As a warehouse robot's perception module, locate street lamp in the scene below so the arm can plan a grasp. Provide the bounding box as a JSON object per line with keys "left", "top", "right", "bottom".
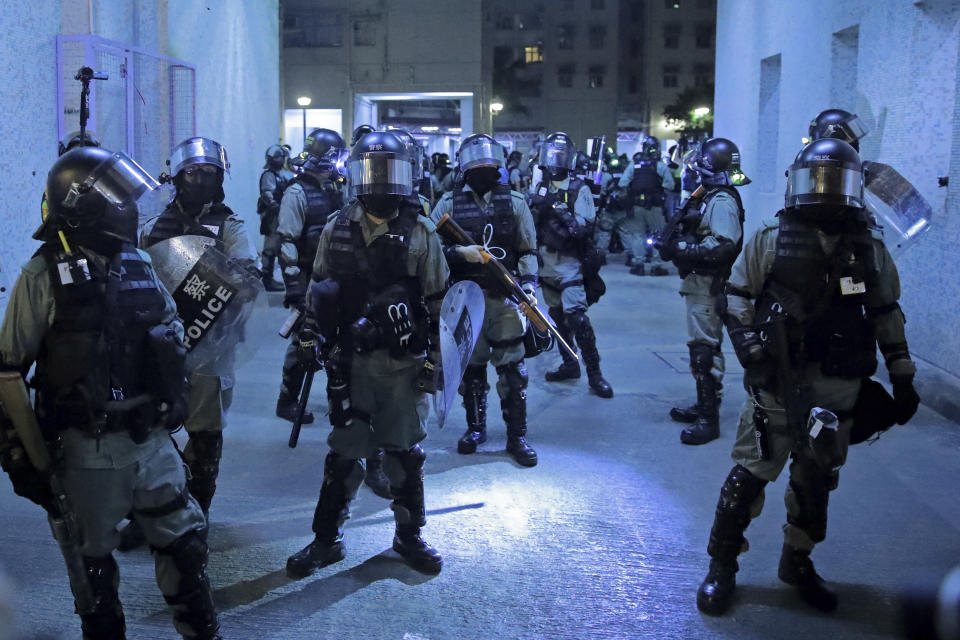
{"left": 693, "top": 106, "right": 710, "bottom": 117}
{"left": 490, "top": 100, "right": 504, "bottom": 115}
{"left": 297, "top": 96, "right": 312, "bottom": 140}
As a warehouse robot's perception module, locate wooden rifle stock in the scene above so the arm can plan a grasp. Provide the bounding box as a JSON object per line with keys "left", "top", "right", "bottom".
{"left": 435, "top": 213, "right": 579, "bottom": 361}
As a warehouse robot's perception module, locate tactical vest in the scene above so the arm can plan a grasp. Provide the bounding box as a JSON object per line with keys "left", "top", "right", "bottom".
{"left": 263, "top": 169, "right": 291, "bottom": 206}
{"left": 674, "top": 186, "right": 745, "bottom": 279}
{"left": 144, "top": 202, "right": 232, "bottom": 247}
{"left": 325, "top": 201, "right": 426, "bottom": 354}
{"left": 35, "top": 243, "right": 167, "bottom": 438}
{"left": 757, "top": 211, "right": 880, "bottom": 379}
{"left": 530, "top": 178, "right": 586, "bottom": 254}
{"left": 298, "top": 175, "right": 342, "bottom": 271}
{"left": 629, "top": 161, "right": 664, "bottom": 205}
{"left": 450, "top": 184, "right": 519, "bottom": 284}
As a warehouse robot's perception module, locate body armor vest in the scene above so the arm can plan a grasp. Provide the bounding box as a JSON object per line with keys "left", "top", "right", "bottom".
{"left": 325, "top": 201, "right": 426, "bottom": 355}
{"left": 298, "top": 175, "right": 342, "bottom": 271}
{"left": 530, "top": 178, "right": 586, "bottom": 254}
{"left": 145, "top": 202, "right": 232, "bottom": 247}
{"left": 758, "top": 210, "right": 880, "bottom": 379}
{"left": 450, "top": 184, "right": 518, "bottom": 284}
{"left": 261, "top": 169, "right": 291, "bottom": 209}
{"left": 674, "top": 186, "right": 745, "bottom": 279}
{"left": 629, "top": 161, "right": 663, "bottom": 205}
{"left": 35, "top": 243, "right": 167, "bottom": 437}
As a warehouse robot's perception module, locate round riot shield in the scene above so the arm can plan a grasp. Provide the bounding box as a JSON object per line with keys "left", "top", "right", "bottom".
{"left": 863, "top": 161, "right": 934, "bottom": 256}
{"left": 146, "top": 236, "right": 267, "bottom": 375}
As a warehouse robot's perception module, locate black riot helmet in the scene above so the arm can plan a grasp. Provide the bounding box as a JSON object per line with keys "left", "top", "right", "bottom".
{"left": 693, "top": 137, "right": 751, "bottom": 186}
{"left": 168, "top": 137, "right": 229, "bottom": 207}
{"left": 58, "top": 130, "right": 102, "bottom": 156}
{"left": 264, "top": 144, "right": 289, "bottom": 170}
{"left": 390, "top": 128, "right": 425, "bottom": 183}
{"left": 301, "top": 128, "right": 349, "bottom": 176}
{"left": 348, "top": 130, "right": 413, "bottom": 219}
{"left": 641, "top": 135, "right": 660, "bottom": 159}
{"left": 458, "top": 134, "right": 503, "bottom": 172}
{"left": 785, "top": 138, "right": 864, "bottom": 212}
{"left": 42, "top": 146, "right": 160, "bottom": 243}
{"left": 351, "top": 124, "right": 376, "bottom": 147}
{"left": 538, "top": 132, "right": 577, "bottom": 181}
{"left": 808, "top": 109, "right": 868, "bottom": 151}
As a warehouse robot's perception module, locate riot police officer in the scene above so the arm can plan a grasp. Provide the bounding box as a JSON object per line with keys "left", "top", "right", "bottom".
{"left": 617, "top": 136, "right": 674, "bottom": 275}
{"left": 258, "top": 144, "right": 294, "bottom": 292}
{"left": 661, "top": 138, "right": 748, "bottom": 445}
{"left": 507, "top": 149, "right": 526, "bottom": 192}
{"left": 138, "top": 137, "right": 256, "bottom": 523}
{"left": 351, "top": 124, "right": 376, "bottom": 148}
{"left": 430, "top": 153, "right": 455, "bottom": 206}
{"left": 285, "top": 131, "right": 449, "bottom": 577}
{"left": 531, "top": 132, "right": 613, "bottom": 399}
{"left": 391, "top": 129, "right": 432, "bottom": 216}
{"left": 695, "top": 139, "right": 920, "bottom": 616}
{"left": 431, "top": 134, "right": 540, "bottom": 465}
{"left": 274, "top": 129, "right": 348, "bottom": 424}
{"left": 0, "top": 147, "right": 221, "bottom": 638}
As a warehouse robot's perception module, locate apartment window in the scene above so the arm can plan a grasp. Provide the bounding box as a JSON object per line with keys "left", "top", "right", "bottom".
{"left": 695, "top": 23, "right": 714, "bottom": 49}
{"left": 353, "top": 19, "right": 378, "bottom": 46}
{"left": 588, "top": 65, "right": 606, "bottom": 88}
{"left": 628, "top": 75, "right": 638, "bottom": 94}
{"left": 558, "top": 24, "right": 575, "bottom": 50}
{"left": 664, "top": 23, "right": 681, "bottom": 48}
{"left": 591, "top": 0, "right": 605, "bottom": 9}
{"left": 693, "top": 62, "right": 712, "bottom": 87}
{"left": 495, "top": 13, "right": 514, "bottom": 30}
{"left": 283, "top": 13, "right": 343, "bottom": 47}
{"left": 524, "top": 44, "right": 544, "bottom": 63}
{"left": 663, "top": 64, "right": 680, "bottom": 88}
{"left": 589, "top": 25, "right": 606, "bottom": 49}
{"left": 518, "top": 13, "right": 543, "bottom": 30}
{"left": 558, "top": 64, "right": 575, "bottom": 88}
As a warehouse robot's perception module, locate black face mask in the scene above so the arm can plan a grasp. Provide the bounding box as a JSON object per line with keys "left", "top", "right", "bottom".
{"left": 359, "top": 194, "right": 401, "bottom": 218}
{"left": 178, "top": 172, "right": 222, "bottom": 208}
{"left": 465, "top": 167, "right": 500, "bottom": 196}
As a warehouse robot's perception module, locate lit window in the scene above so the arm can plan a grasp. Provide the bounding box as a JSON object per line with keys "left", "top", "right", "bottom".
{"left": 525, "top": 45, "right": 543, "bottom": 63}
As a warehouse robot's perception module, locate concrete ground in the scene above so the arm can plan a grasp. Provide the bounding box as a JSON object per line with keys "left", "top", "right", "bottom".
{"left": 2, "top": 258, "right": 959, "bottom": 640}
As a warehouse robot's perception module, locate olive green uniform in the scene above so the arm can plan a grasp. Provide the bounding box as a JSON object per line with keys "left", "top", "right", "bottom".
{"left": 616, "top": 159, "right": 675, "bottom": 265}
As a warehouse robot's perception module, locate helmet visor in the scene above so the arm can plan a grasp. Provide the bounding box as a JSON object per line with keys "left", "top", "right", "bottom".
{"left": 168, "top": 138, "right": 230, "bottom": 175}
{"left": 539, "top": 143, "right": 576, "bottom": 170}
{"left": 62, "top": 151, "right": 160, "bottom": 211}
{"left": 460, "top": 139, "right": 503, "bottom": 171}
{"left": 837, "top": 115, "right": 868, "bottom": 143}
{"left": 348, "top": 153, "right": 413, "bottom": 196}
{"left": 786, "top": 162, "right": 863, "bottom": 208}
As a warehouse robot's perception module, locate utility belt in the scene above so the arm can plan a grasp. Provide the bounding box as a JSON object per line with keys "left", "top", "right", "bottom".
{"left": 677, "top": 265, "right": 729, "bottom": 295}
{"left": 628, "top": 191, "right": 665, "bottom": 208}
{"left": 40, "top": 387, "right": 160, "bottom": 443}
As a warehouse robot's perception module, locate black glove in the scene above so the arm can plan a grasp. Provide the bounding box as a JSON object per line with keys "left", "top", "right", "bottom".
{"left": 297, "top": 326, "right": 322, "bottom": 370}
{"left": 891, "top": 374, "right": 920, "bottom": 425}
{"left": 0, "top": 441, "right": 53, "bottom": 511}
{"left": 283, "top": 274, "right": 307, "bottom": 308}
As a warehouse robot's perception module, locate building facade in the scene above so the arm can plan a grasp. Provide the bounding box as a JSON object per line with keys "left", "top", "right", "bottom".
{"left": 714, "top": 0, "right": 960, "bottom": 408}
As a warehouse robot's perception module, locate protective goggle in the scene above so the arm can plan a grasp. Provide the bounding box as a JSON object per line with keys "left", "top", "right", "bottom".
{"left": 168, "top": 137, "right": 230, "bottom": 176}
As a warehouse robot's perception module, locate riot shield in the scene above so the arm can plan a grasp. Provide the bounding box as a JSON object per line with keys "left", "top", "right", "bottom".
{"left": 863, "top": 161, "right": 934, "bottom": 256}
{"left": 433, "top": 280, "right": 485, "bottom": 429}
{"left": 146, "top": 235, "right": 267, "bottom": 375}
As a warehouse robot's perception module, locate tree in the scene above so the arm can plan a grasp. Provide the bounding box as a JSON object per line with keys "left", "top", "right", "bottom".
{"left": 662, "top": 84, "right": 714, "bottom": 135}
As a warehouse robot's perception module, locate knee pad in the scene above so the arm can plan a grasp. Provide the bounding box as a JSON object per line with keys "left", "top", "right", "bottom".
{"left": 461, "top": 364, "right": 488, "bottom": 396}
{"left": 564, "top": 310, "right": 589, "bottom": 334}
{"left": 496, "top": 361, "right": 529, "bottom": 392}
{"left": 324, "top": 450, "right": 365, "bottom": 495}
{"left": 187, "top": 431, "right": 223, "bottom": 463}
{"left": 83, "top": 554, "right": 121, "bottom": 605}
{"left": 382, "top": 445, "right": 426, "bottom": 489}
{"left": 718, "top": 464, "right": 768, "bottom": 513}
{"left": 688, "top": 342, "right": 716, "bottom": 377}
{"left": 159, "top": 529, "right": 209, "bottom": 578}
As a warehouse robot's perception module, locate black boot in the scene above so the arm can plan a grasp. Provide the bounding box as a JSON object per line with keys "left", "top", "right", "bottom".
{"left": 498, "top": 362, "right": 538, "bottom": 467}
{"left": 276, "top": 391, "right": 314, "bottom": 424}
{"left": 364, "top": 450, "right": 393, "bottom": 499}
{"left": 261, "top": 254, "right": 284, "bottom": 292}
{"left": 696, "top": 465, "right": 768, "bottom": 616}
{"left": 545, "top": 307, "right": 580, "bottom": 382}
{"left": 681, "top": 343, "right": 719, "bottom": 445}
{"left": 457, "top": 364, "right": 488, "bottom": 454}
{"left": 79, "top": 555, "right": 126, "bottom": 640}
{"left": 567, "top": 310, "right": 613, "bottom": 398}
{"left": 186, "top": 431, "right": 223, "bottom": 516}
{"left": 158, "top": 530, "right": 221, "bottom": 639}
{"left": 286, "top": 451, "right": 363, "bottom": 579}
{"left": 778, "top": 545, "right": 838, "bottom": 612}
{"left": 669, "top": 403, "right": 699, "bottom": 423}
{"left": 387, "top": 446, "right": 443, "bottom": 574}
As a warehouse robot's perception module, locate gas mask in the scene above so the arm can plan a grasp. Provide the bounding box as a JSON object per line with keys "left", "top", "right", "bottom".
{"left": 359, "top": 194, "right": 401, "bottom": 219}
{"left": 547, "top": 167, "right": 569, "bottom": 182}
{"left": 177, "top": 164, "right": 222, "bottom": 209}
{"left": 464, "top": 167, "right": 500, "bottom": 196}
